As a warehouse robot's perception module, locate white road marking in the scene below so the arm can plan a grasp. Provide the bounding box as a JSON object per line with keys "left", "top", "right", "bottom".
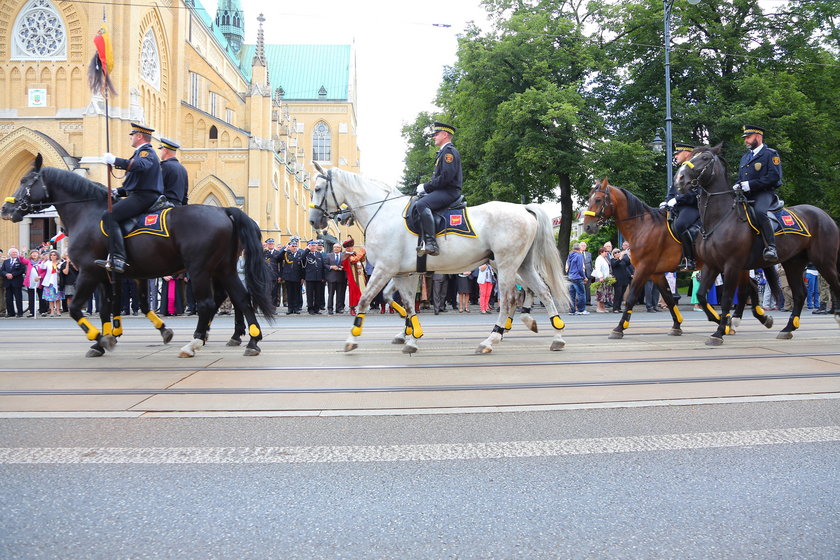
{"left": 0, "top": 427, "right": 837, "bottom": 464}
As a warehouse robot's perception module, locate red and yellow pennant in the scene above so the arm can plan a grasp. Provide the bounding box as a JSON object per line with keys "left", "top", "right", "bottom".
{"left": 87, "top": 23, "right": 117, "bottom": 96}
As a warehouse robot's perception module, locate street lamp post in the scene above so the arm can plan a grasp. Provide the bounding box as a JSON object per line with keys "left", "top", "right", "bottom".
{"left": 663, "top": 0, "right": 700, "bottom": 194}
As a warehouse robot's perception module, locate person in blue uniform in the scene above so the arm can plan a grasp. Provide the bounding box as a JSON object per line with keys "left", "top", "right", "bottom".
{"left": 96, "top": 123, "right": 164, "bottom": 273}
{"left": 415, "top": 121, "right": 462, "bottom": 256}
{"left": 279, "top": 238, "right": 304, "bottom": 314}
{"left": 663, "top": 143, "right": 700, "bottom": 270}
{"left": 158, "top": 137, "right": 189, "bottom": 206}
{"left": 302, "top": 239, "right": 327, "bottom": 314}
{"left": 735, "top": 125, "right": 782, "bottom": 262}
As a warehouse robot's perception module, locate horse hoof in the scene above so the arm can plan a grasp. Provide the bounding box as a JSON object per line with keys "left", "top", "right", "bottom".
{"left": 392, "top": 336, "right": 406, "bottom": 345}
{"left": 520, "top": 317, "right": 538, "bottom": 333}
{"left": 776, "top": 331, "right": 794, "bottom": 340}
{"left": 243, "top": 347, "right": 260, "bottom": 356}
{"left": 475, "top": 344, "right": 493, "bottom": 354}
{"left": 161, "top": 328, "right": 174, "bottom": 344}
{"left": 668, "top": 328, "right": 682, "bottom": 336}
{"left": 178, "top": 351, "right": 195, "bottom": 358}
{"left": 732, "top": 317, "right": 742, "bottom": 328}
{"left": 226, "top": 338, "right": 242, "bottom": 347}
{"left": 764, "top": 316, "right": 774, "bottom": 329}
{"left": 86, "top": 348, "right": 104, "bottom": 358}
{"left": 401, "top": 344, "right": 418, "bottom": 354}
{"left": 609, "top": 331, "right": 624, "bottom": 339}
{"left": 550, "top": 340, "right": 565, "bottom": 351}
{"left": 100, "top": 335, "right": 117, "bottom": 351}
{"left": 705, "top": 336, "right": 724, "bottom": 346}
{"left": 344, "top": 343, "right": 358, "bottom": 352}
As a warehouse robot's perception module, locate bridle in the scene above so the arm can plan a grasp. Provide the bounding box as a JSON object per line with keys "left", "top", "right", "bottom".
{"left": 583, "top": 183, "right": 613, "bottom": 228}
{"left": 310, "top": 168, "right": 408, "bottom": 234}
{"left": 679, "top": 151, "right": 742, "bottom": 239}
{"left": 3, "top": 170, "right": 52, "bottom": 215}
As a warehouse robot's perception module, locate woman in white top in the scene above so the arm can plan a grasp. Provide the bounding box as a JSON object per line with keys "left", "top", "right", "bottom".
{"left": 38, "top": 250, "right": 62, "bottom": 316}
{"left": 592, "top": 246, "right": 612, "bottom": 313}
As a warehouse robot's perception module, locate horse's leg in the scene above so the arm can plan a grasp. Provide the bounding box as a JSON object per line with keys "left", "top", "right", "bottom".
{"left": 97, "top": 281, "right": 118, "bottom": 353}
{"left": 812, "top": 248, "right": 840, "bottom": 327}
{"left": 737, "top": 275, "right": 774, "bottom": 332}
{"left": 68, "top": 274, "right": 108, "bottom": 357}
{"left": 177, "top": 274, "right": 215, "bottom": 358}
{"left": 706, "top": 267, "right": 739, "bottom": 346}
{"left": 518, "top": 287, "right": 538, "bottom": 334}
{"left": 477, "top": 267, "right": 517, "bottom": 354}
{"left": 391, "top": 276, "right": 423, "bottom": 355}
{"left": 517, "top": 267, "right": 566, "bottom": 351}
{"left": 610, "top": 276, "right": 645, "bottom": 339}
{"left": 345, "top": 269, "right": 394, "bottom": 352}
{"left": 654, "top": 274, "right": 683, "bottom": 336}
{"left": 777, "top": 259, "right": 808, "bottom": 339}
{"left": 137, "top": 279, "right": 174, "bottom": 344}
{"left": 221, "top": 276, "right": 262, "bottom": 356}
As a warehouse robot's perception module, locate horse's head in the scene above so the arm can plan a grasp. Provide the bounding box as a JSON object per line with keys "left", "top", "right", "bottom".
{"left": 674, "top": 144, "right": 725, "bottom": 195}
{"left": 1, "top": 154, "right": 49, "bottom": 223}
{"left": 308, "top": 161, "right": 346, "bottom": 230}
{"left": 581, "top": 177, "right": 614, "bottom": 234}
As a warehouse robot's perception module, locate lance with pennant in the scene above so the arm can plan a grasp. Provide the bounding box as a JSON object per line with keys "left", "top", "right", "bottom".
{"left": 87, "top": 12, "right": 117, "bottom": 213}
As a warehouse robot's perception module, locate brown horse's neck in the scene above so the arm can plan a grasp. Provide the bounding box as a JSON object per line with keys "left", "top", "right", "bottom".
{"left": 608, "top": 187, "right": 658, "bottom": 246}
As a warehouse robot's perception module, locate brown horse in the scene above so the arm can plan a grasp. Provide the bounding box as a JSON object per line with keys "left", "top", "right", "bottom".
{"left": 581, "top": 178, "right": 775, "bottom": 338}
{"left": 674, "top": 145, "right": 840, "bottom": 344}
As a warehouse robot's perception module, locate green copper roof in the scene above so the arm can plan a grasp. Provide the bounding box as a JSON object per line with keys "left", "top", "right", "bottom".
{"left": 241, "top": 44, "right": 351, "bottom": 100}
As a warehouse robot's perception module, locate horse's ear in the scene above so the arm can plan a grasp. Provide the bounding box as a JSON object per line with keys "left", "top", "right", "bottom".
{"left": 711, "top": 143, "right": 723, "bottom": 155}
{"left": 313, "top": 161, "right": 326, "bottom": 175}
{"left": 601, "top": 177, "right": 608, "bottom": 188}
{"left": 34, "top": 153, "right": 43, "bottom": 171}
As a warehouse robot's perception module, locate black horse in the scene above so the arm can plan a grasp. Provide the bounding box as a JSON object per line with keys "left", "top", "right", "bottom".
{"left": 1, "top": 154, "right": 275, "bottom": 356}
{"left": 674, "top": 145, "right": 840, "bottom": 345}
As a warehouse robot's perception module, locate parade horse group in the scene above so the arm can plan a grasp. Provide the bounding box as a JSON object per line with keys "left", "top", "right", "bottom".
{"left": 1, "top": 154, "right": 275, "bottom": 357}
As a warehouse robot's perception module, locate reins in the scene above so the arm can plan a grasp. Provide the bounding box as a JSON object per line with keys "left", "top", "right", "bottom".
{"left": 683, "top": 153, "right": 744, "bottom": 240}
{"left": 312, "top": 169, "right": 409, "bottom": 235}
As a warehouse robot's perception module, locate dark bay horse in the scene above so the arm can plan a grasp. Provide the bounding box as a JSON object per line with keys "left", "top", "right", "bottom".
{"left": 581, "top": 178, "right": 775, "bottom": 338}
{"left": 1, "top": 154, "right": 275, "bottom": 356}
{"left": 674, "top": 145, "right": 840, "bottom": 344}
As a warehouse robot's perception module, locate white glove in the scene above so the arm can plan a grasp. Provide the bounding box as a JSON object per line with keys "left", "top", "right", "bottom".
{"left": 733, "top": 181, "right": 750, "bottom": 192}
{"left": 667, "top": 198, "right": 677, "bottom": 207}
{"left": 103, "top": 153, "right": 116, "bottom": 165}
{"left": 658, "top": 201, "right": 667, "bottom": 209}
{"left": 111, "top": 188, "right": 119, "bottom": 198}
{"left": 416, "top": 184, "right": 426, "bottom": 195}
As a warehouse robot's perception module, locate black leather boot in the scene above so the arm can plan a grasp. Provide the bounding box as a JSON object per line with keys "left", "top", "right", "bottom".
{"left": 758, "top": 217, "right": 779, "bottom": 263}
{"left": 95, "top": 217, "right": 129, "bottom": 273}
{"left": 679, "top": 228, "right": 697, "bottom": 271}
{"left": 417, "top": 208, "right": 439, "bottom": 256}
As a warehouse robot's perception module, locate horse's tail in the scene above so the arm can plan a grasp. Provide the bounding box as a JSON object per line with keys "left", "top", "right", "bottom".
{"left": 524, "top": 204, "right": 571, "bottom": 313}
{"left": 762, "top": 266, "right": 783, "bottom": 307}
{"left": 225, "top": 207, "right": 276, "bottom": 323}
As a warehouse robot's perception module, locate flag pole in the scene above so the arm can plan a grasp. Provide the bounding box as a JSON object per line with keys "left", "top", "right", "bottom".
{"left": 104, "top": 87, "right": 112, "bottom": 214}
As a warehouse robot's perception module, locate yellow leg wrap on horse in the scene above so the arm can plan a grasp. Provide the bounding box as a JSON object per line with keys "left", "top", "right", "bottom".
{"left": 112, "top": 317, "right": 123, "bottom": 337}
{"left": 550, "top": 315, "right": 565, "bottom": 330}
{"left": 410, "top": 314, "right": 423, "bottom": 338}
{"left": 673, "top": 308, "right": 683, "bottom": 323}
{"left": 793, "top": 316, "right": 800, "bottom": 328}
{"left": 724, "top": 314, "right": 731, "bottom": 335}
{"left": 146, "top": 311, "right": 164, "bottom": 329}
{"left": 505, "top": 317, "right": 513, "bottom": 331}
{"left": 77, "top": 317, "right": 100, "bottom": 341}
{"left": 755, "top": 305, "right": 765, "bottom": 316}
{"left": 391, "top": 301, "right": 407, "bottom": 318}
{"left": 706, "top": 303, "right": 720, "bottom": 321}
{"left": 249, "top": 324, "right": 261, "bottom": 337}
{"left": 102, "top": 321, "right": 113, "bottom": 336}
{"left": 351, "top": 313, "right": 366, "bottom": 337}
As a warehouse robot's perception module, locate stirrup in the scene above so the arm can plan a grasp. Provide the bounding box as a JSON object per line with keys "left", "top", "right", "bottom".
{"left": 763, "top": 247, "right": 779, "bottom": 263}
{"left": 679, "top": 257, "right": 696, "bottom": 271}
{"left": 423, "top": 240, "right": 440, "bottom": 257}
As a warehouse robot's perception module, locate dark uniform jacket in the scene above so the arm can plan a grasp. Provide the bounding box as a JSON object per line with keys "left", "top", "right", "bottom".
{"left": 279, "top": 249, "right": 303, "bottom": 282}
{"left": 113, "top": 143, "right": 164, "bottom": 195}
{"left": 264, "top": 248, "right": 281, "bottom": 279}
{"left": 160, "top": 157, "right": 189, "bottom": 205}
{"left": 425, "top": 143, "right": 462, "bottom": 194}
{"left": 325, "top": 251, "right": 348, "bottom": 283}
{"left": 301, "top": 249, "right": 327, "bottom": 282}
{"left": 1, "top": 257, "right": 26, "bottom": 288}
{"left": 738, "top": 145, "right": 782, "bottom": 194}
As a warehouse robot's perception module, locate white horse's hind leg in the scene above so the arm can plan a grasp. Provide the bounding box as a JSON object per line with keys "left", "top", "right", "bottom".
{"left": 517, "top": 265, "right": 567, "bottom": 351}
{"left": 519, "top": 288, "right": 538, "bottom": 333}
{"left": 178, "top": 338, "right": 204, "bottom": 358}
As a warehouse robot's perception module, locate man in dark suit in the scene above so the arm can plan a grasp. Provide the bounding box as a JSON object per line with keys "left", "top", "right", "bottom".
{"left": 415, "top": 121, "right": 462, "bottom": 256}
{"left": 325, "top": 243, "right": 348, "bottom": 314}
{"left": 2, "top": 248, "right": 26, "bottom": 317}
{"left": 302, "top": 240, "right": 327, "bottom": 314}
{"left": 736, "top": 125, "right": 783, "bottom": 263}
{"left": 263, "top": 238, "right": 282, "bottom": 307}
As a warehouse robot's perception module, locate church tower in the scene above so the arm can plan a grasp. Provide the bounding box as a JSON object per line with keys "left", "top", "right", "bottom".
{"left": 215, "top": 0, "right": 245, "bottom": 54}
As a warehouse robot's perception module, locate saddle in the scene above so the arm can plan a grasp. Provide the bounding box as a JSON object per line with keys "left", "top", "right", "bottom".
{"left": 119, "top": 196, "right": 174, "bottom": 236}
{"left": 404, "top": 195, "right": 475, "bottom": 238}
{"left": 744, "top": 194, "right": 809, "bottom": 236}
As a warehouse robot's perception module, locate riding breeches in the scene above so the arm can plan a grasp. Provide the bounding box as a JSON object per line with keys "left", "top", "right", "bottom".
{"left": 103, "top": 191, "right": 160, "bottom": 226}
{"left": 414, "top": 189, "right": 460, "bottom": 214}
{"left": 749, "top": 190, "right": 776, "bottom": 229}
{"left": 673, "top": 204, "right": 700, "bottom": 237}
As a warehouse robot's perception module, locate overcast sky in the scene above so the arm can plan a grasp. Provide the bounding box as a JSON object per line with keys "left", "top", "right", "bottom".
{"left": 201, "top": 0, "right": 490, "bottom": 186}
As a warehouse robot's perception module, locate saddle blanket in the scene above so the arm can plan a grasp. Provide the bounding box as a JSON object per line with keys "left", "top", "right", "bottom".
{"left": 403, "top": 204, "right": 477, "bottom": 239}
{"left": 769, "top": 208, "right": 810, "bottom": 237}
{"left": 100, "top": 207, "right": 172, "bottom": 239}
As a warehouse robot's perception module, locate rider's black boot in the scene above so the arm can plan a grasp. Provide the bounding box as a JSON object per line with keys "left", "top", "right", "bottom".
{"left": 418, "top": 208, "right": 439, "bottom": 257}
{"left": 758, "top": 217, "right": 779, "bottom": 263}
{"left": 95, "top": 218, "right": 129, "bottom": 274}
{"left": 679, "top": 228, "right": 697, "bottom": 271}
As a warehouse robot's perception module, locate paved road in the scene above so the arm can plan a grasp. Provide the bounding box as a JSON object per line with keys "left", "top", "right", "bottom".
{"left": 0, "top": 309, "right": 838, "bottom": 558}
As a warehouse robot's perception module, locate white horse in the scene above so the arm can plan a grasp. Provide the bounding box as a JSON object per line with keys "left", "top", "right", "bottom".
{"left": 309, "top": 163, "right": 571, "bottom": 354}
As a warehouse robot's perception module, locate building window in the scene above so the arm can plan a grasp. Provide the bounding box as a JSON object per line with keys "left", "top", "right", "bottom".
{"left": 209, "top": 125, "right": 218, "bottom": 140}
{"left": 140, "top": 28, "right": 161, "bottom": 90}
{"left": 226, "top": 108, "right": 234, "bottom": 125}
{"left": 313, "top": 122, "right": 331, "bottom": 162}
{"left": 11, "top": 0, "right": 66, "bottom": 61}
{"left": 210, "top": 92, "right": 218, "bottom": 117}
{"left": 189, "top": 72, "right": 200, "bottom": 107}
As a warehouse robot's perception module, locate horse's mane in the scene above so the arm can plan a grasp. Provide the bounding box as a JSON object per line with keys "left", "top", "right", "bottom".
{"left": 334, "top": 168, "right": 399, "bottom": 197}
{"left": 42, "top": 167, "right": 108, "bottom": 203}
{"left": 616, "top": 186, "right": 663, "bottom": 223}
{"left": 692, "top": 145, "right": 730, "bottom": 175}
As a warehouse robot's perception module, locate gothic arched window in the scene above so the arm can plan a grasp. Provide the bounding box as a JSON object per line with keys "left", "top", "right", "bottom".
{"left": 140, "top": 28, "right": 161, "bottom": 90}
{"left": 11, "top": 0, "right": 67, "bottom": 61}
{"left": 312, "top": 122, "right": 331, "bottom": 162}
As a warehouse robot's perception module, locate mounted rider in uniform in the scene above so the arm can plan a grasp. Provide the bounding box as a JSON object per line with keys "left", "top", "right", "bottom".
{"left": 96, "top": 123, "right": 164, "bottom": 273}
{"left": 415, "top": 121, "right": 462, "bottom": 257}
{"left": 158, "top": 137, "right": 189, "bottom": 206}
{"left": 735, "top": 124, "right": 782, "bottom": 263}
{"left": 663, "top": 142, "right": 700, "bottom": 270}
